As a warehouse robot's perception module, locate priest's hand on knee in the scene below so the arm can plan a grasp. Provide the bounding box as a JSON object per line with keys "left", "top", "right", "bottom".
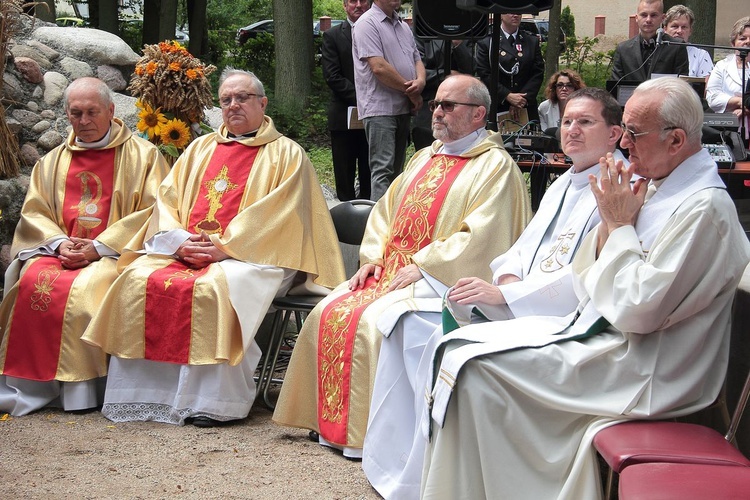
{"left": 449, "top": 277, "right": 507, "bottom": 305}
{"left": 349, "top": 263, "right": 383, "bottom": 291}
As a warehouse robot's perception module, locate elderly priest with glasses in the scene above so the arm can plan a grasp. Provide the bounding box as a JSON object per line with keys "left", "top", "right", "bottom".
{"left": 274, "top": 74, "right": 531, "bottom": 458}
{"left": 82, "top": 69, "right": 345, "bottom": 428}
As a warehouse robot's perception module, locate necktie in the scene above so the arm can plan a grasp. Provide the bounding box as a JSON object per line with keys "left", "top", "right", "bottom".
{"left": 508, "top": 34, "right": 515, "bottom": 46}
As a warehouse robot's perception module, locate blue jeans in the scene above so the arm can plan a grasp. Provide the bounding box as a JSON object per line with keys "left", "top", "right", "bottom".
{"left": 363, "top": 114, "right": 411, "bottom": 201}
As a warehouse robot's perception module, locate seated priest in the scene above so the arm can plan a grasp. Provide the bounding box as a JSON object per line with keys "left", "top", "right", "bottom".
{"left": 0, "top": 77, "right": 169, "bottom": 415}
{"left": 82, "top": 69, "right": 345, "bottom": 427}
{"left": 273, "top": 74, "right": 531, "bottom": 457}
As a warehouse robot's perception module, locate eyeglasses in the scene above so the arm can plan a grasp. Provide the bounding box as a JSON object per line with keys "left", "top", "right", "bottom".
{"left": 621, "top": 123, "right": 679, "bottom": 143}
{"left": 219, "top": 93, "right": 264, "bottom": 108}
{"left": 555, "top": 82, "right": 575, "bottom": 89}
{"left": 560, "top": 117, "right": 601, "bottom": 129}
{"left": 428, "top": 100, "right": 481, "bottom": 113}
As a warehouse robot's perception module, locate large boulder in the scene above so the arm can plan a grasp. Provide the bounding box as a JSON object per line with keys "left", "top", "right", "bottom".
{"left": 32, "top": 27, "right": 140, "bottom": 66}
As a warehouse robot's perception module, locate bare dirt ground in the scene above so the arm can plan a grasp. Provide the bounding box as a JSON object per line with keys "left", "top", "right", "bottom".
{"left": 0, "top": 394, "right": 380, "bottom": 499}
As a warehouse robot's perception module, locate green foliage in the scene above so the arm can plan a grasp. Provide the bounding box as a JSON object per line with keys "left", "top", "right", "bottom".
{"left": 119, "top": 18, "right": 143, "bottom": 53}
{"left": 560, "top": 37, "right": 613, "bottom": 90}
{"left": 307, "top": 145, "right": 335, "bottom": 188}
{"left": 266, "top": 41, "right": 329, "bottom": 147}
{"left": 223, "top": 33, "right": 277, "bottom": 89}
{"left": 313, "top": 0, "right": 346, "bottom": 20}
{"left": 206, "top": 0, "right": 272, "bottom": 30}
{"left": 560, "top": 6, "right": 575, "bottom": 40}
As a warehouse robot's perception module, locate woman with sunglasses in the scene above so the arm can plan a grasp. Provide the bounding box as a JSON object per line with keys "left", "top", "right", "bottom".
{"left": 538, "top": 70, "right": 585, "bottom": 131}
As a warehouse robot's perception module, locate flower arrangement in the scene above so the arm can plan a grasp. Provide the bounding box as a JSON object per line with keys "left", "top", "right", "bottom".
{"left": 130, "top": 40, "right": 216, "bottom": 161}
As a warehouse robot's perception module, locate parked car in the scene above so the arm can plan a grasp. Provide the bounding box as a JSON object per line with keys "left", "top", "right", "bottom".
{"left": 313, "top": 19, "right": 344, "bottom": 36}
{"left": 237, "top": 19, "right": 275, "bottom": 44}
{"left": 520, "top": 18, "right": 566, "bottom": 50}
{"left": 237, "top": 19, "right": 345, "bottom": 45}
{"left": 175, "top": 27, "right": 189, "bottom": 44}
{"left": 56, "top": 17, "right": 84, "bottom": 27}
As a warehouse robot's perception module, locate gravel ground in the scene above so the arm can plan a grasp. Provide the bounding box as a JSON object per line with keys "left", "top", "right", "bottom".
{"left": 0, "top": 394, "right": 380, "bottom": 499}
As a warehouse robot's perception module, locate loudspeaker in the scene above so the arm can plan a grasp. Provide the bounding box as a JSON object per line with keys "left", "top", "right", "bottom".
{"left": 456, "top": 0, "right": 554, "bottom": 14}
{"left": 413, "top": 0, "right": 488, "bottom": 39}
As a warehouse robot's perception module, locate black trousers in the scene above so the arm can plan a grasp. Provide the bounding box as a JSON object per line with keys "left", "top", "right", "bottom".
{"left": 331, "top": 129, "right": 370, "bottom": 201}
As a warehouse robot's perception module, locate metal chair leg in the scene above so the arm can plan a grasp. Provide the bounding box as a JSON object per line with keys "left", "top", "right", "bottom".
{"left": 256, "top": 309, "right": 284, "bottom": 406}
{"left": 604, "top": 466, "right": 614, "bottom": 500}
{"left": 262, "top": 309, "right": 294, "bottom": 409}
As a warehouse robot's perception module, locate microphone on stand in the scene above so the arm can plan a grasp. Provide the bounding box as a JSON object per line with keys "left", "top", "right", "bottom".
{"left": 655, "top": 27, "right": 665, "bottom": 46}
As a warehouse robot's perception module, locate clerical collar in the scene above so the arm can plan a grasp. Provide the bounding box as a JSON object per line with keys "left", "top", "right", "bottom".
{"left": 75, "top": 128, "right": 112, "bottom": 149}
{"left": 438, "top": 128, "right": 489, "bottom": 155}
{"left": 227, "top": 130, "right": 257, "bottom": 141}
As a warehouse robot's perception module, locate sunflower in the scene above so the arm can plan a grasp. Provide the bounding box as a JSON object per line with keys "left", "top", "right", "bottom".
{"left": 136, "top": 101, "right": 168, "bottom": 140}
{"left": 160, "top": 118, "right": 191, "bottom": 150}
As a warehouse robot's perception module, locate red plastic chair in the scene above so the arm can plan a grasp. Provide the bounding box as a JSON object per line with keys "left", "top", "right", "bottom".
{"left": 593, "top": 365, "right": 750, "bottom": 499}
{"left": 619, "top": 462, "right": 750, "bottom": 500}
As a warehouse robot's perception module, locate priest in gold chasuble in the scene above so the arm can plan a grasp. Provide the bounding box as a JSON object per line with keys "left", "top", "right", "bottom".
{"left": 0, "top": 77, "right": 169, "bottom": 416}
{"left": 273, "top": 75, "right": 532, "bottom": 454}
{"left": 82, "top": 70, "right": 345, "bottom": 427}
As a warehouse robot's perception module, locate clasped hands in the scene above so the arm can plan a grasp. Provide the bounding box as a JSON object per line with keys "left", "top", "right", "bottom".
{"left": 57, "top": 237, "right": 100, "bottom": 269}
{"left": 589, "top": 153, "right": 649, "bottom": 251}
{"left": 176, "top": 232, "right": 229, "bottom": 269}
{"left": 404, "top": 78, "right": 425, "bottom": 113}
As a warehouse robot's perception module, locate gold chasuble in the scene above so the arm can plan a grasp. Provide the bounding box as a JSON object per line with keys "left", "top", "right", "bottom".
{"left": 142, "top": 144, "right": 256, "bottom": 364}
{"left": 82, "top": 118, "right": 345, "bottom": 366}
{"left": 318, "top": 155, "right": 467, "bottom": 443}
{"left": 0, "top": 120, "right": 169, "bottom": 382}
{"left": 274, "top": 132, "right": 532, "bottom": 448}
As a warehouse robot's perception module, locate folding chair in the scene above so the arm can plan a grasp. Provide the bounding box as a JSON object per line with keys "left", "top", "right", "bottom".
{"left": 619, "top": 462, "right": 750, "bottom": 500}
{"left": 255, "top": 199, "right": 375, "bottom": 409}
{"left": 593, "top": 354, "right": 750, "bottom": 499}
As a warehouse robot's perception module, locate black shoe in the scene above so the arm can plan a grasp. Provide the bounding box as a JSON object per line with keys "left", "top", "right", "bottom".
{"left": 308, "top": 430, "right": 319, "bottom": 442}
{"left": 191, "top": 416, "right": 221, "bottom": 428}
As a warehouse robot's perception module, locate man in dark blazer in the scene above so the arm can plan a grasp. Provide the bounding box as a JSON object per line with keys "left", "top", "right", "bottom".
{"left": 610, "top": 0, "right": 688, "bottom": 82}
{"left": 321, "top": 0, "right": 371, "bottom": 201}
{"left": 476, "top": 13, "right": 545, "bottom": 122}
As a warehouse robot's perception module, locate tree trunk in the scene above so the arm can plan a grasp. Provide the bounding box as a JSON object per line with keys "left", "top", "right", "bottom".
{"left": 187, "top": 0, "right": 208, "bottom": 57}
{"left": 98, "top": 0, "right": 119, "bottom": 35}
{"left": 273, "top": 0, "right": 313, "bottom": 115}
{"left": 88, "top": 0, "right": 99, "bottom": 28}
{"left": 143, "top": 0, "right": 160, "bottom": 45}
{"left": 545, "top": 0, "right": 562, "bottom": 77}
{"left": 158, "top": 0, "right": 178, "bottom": 43}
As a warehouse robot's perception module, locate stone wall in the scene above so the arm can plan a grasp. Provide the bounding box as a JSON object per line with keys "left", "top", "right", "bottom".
{"left": 0, "top": 15, "right": 223, "bottom": 273}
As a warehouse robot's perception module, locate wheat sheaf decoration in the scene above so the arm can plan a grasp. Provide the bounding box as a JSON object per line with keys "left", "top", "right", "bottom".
{"left": 129, "top": 40, "right": 216, "bottom": 161}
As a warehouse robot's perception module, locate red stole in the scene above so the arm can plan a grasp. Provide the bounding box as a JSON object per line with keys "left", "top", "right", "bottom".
{"left": 143, "top": 143, "right": 258, "bottom": 364}
{"left": 63, "top": 149, "right": 116, "bottom": 238}
{"left": 3, "top": 149, "right": 116, "bottom": 381}
{"left": 316, "top": 155, "right": 469, "bottom": 444}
